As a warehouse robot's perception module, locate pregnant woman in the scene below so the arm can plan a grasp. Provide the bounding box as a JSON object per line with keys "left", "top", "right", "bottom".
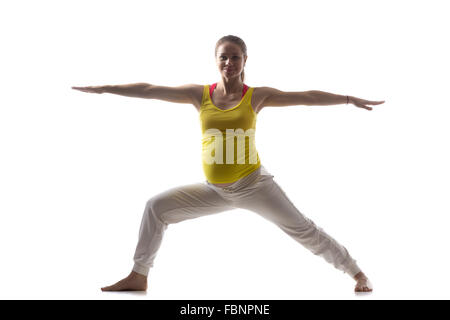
{"left": 73, "top": 35, "right": 383, "bottom": 293}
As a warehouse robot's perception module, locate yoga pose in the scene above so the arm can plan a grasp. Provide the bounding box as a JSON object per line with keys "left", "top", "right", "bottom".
{"left": 73, "top": 35, "right": 383, "bottom": 293}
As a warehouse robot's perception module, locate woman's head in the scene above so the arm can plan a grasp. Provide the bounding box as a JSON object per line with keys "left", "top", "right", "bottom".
{"left": 215, "top": 35, "right": 247, "bottom": 82}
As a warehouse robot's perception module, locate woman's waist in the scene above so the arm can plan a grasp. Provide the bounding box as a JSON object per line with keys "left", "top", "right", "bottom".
{"left": 205, "top": 159, "right": 267, "bottom": 185}
{"left": 206, "top": 165, "right": 262, "bottom": 189}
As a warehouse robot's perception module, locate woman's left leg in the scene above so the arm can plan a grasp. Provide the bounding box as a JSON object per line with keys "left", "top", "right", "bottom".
{"left": 234, "top": 175, "right": 362, "bottom": 278}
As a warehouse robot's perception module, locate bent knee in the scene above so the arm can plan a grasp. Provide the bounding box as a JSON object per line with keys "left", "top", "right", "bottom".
{"left": 145, "top": 197, "right": 169, "bottom": 226}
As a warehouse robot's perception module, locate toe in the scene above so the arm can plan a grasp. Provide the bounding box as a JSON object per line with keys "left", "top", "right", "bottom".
{"left": 101, "top": 285, "right": 115, "bottom": 292}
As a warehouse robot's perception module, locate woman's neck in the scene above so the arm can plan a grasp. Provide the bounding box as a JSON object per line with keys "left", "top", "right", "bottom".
{"left": 216, "top": 78, "right": 244, "bottom": 95}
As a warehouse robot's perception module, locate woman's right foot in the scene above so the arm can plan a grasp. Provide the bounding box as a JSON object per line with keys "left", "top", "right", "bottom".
{"left": 101, "top": 271, "right": 148, "bottom": 291}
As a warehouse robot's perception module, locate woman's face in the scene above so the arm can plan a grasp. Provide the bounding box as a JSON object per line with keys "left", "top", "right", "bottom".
{"left": 216, "top": 42, "right": 247, "bottom": 80}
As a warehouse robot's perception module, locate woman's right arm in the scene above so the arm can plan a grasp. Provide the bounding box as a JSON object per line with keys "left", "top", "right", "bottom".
{"left": 72, "top": 83, "right": 203, "bottom": 107}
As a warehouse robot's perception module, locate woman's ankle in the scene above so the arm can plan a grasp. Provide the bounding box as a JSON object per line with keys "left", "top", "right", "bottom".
{"left": 353, "top": 271, "right": 368, "bottom": 280}
{"left": 130, "top": 271, "right": 148, "bottom": 279}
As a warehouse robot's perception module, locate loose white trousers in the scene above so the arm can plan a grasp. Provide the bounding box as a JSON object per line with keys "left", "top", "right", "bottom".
{"left": 132, "top": 166, "right": 361, "bottom": 278}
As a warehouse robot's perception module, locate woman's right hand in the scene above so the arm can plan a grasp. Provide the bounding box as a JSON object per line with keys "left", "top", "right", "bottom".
{"left": 72, "top": 86, "right": 107, "bottom": 94}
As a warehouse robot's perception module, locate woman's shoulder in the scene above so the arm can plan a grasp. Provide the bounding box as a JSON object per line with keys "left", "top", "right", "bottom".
{"left": 190, "top": 84, "right": 207, "bottom": 111}
{"left": 251, "top": 86, "right": 282, "bottom": 102}
{"left": 250, "top": 86, "right": 279, "bottom": 114}
{"left": 252, "top": 86, "right": 278, "bottom": 93}
{"left": 250, "top": 85, "right": 271, "bottom": 98}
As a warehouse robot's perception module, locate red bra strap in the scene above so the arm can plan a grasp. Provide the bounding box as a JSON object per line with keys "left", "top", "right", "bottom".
{"left": 209, "top": 83, "right": 217, "bottom": 98}
{"left": 242, "top": 84, "right": 249, "bottom": 97}
{"left": 210, "top": 83, "right": 249, "bottom": 98}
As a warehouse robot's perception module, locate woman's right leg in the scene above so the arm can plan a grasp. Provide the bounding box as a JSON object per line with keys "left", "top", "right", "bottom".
{"left": 102, "top": 182, "right": 234, "bottom": 291}
{"left": 132, "top": 182, "right": 235, "bottom": 276}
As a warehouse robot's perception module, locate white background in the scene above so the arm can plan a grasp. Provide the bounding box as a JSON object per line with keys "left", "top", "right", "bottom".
{"left": 1, "top": 0, "right": 449, "bottom": 300}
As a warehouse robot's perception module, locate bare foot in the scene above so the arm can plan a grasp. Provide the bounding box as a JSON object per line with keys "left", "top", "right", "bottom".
{"left": 353, "top": 272, "right": 373, "bottom": 293}
{"left": 101, "top": 271, "right": 148, "bottom": 292}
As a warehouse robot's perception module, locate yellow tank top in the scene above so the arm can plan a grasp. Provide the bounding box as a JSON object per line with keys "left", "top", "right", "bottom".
{"left": 199, "top": 84, "right": 261, "bottom": 183}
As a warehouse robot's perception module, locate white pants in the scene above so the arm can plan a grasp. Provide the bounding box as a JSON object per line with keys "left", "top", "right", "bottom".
{"left": 132, "top": 166, "right": 361, "bottom": 278}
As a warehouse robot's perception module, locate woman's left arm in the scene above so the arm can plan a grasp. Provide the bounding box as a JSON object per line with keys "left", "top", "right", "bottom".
{"left": 258, "top": 87, "right": 385, "bottom": 111}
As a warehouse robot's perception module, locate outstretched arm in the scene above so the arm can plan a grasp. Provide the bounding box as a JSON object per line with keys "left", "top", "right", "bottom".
{"left": 72, "top": 83, "right": 202, "bottom": 107}
{"left": 72, "top": 83, "right": 151, "bottom": 98}
{"left": 257, "top": 87, "right": 385, "bottom": 111}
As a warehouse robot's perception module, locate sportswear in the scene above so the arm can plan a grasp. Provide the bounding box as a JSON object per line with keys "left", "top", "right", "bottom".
{"left": 198, "top": 83, "right": 261, "bottom": 183}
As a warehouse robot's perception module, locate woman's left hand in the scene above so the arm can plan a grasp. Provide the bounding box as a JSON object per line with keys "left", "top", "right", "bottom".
{"left": 349, "top": 96, "right": 385, "bottom": 111}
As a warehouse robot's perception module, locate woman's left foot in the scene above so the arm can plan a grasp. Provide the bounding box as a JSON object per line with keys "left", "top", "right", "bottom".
{"left": 353, "top": 272, "right": 373, "bottom": 292}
